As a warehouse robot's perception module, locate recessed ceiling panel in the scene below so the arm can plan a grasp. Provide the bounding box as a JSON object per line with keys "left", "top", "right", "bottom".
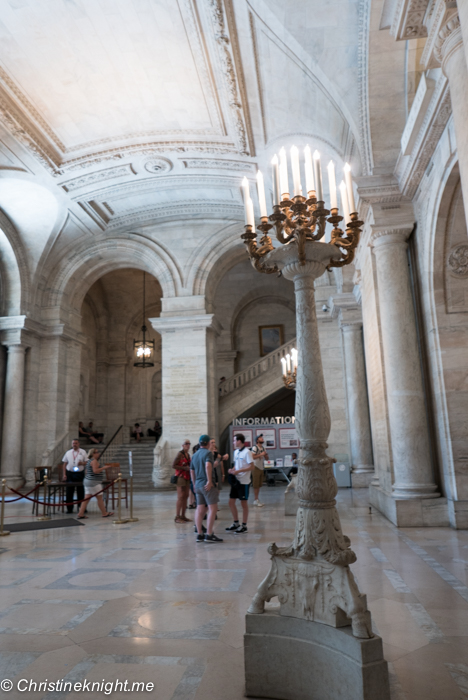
{"left": 0, "top": 0, "right": 219, "bottom": 150}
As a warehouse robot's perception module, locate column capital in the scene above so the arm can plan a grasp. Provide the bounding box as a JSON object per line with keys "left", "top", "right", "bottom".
{"left": 150, "top": 313, "right": 222, "bottom": 336}
{"left": 370, "top": 226, "right": 414, "bottom": 250}
{"left": 435, "top": 12, "right": 463, "bottom": 71}
{"left": 341, "top": 319, "right": 363, "bottom": 333}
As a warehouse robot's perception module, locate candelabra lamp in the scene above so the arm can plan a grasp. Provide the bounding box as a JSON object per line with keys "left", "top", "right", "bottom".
{"left": 281, "top": 348, "right": 297, "bottom": 389}
{"left": 243, "top": 148, "right": 390, "bottom": 700}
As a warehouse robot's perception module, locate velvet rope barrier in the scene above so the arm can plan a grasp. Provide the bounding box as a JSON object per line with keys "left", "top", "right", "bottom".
{"left": 1, "top": 482, "right": 42, "bottom": 504}
{"left": 6, "top": 479, "right": 117, "bottom": 507}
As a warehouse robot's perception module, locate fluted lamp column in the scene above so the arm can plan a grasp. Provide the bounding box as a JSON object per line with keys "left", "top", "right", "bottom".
{"left": 242, "top": 151, "right": 389, "bottom": 700}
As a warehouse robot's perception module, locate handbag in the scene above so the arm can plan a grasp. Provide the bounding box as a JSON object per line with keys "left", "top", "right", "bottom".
{"left": 170, "top": 474, "right": 178, "bottom": 485}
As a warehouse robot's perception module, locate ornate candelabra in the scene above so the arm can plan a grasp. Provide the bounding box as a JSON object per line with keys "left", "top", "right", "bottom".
{"left": 242, "top": 147, "right": 372, "bottom": 639}
{"left": 281, "top": 348, "right": 297, "bottom": 389}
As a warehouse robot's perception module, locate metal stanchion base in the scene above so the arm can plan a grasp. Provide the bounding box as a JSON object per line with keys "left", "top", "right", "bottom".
{"left": 113, "top": 519, "right": 129, "bottom": 524}
{"left": 127, "top": 517, "right": 139, "bottom": 522}
{"left": 0, "top": 530, "right": 10, "bottom": 536}
{"left": 37, "top": 516, "right": 51, "bottom": 521}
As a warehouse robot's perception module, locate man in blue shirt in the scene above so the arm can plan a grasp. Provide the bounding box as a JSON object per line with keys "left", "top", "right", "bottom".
{"left": 190, "top": 434, "right": 223, "bottom": 543}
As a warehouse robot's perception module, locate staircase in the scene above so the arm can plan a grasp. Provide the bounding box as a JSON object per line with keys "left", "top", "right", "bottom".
{"left": 110, "top": 438, "right": 155, "bottom": 490}
{"left": 219, "top": 338, "right": 297, "bottom": 432}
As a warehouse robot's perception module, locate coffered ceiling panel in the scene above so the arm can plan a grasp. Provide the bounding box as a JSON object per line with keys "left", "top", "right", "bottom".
{"left": 0, "top": 0, "right": 223, "bottom": 152}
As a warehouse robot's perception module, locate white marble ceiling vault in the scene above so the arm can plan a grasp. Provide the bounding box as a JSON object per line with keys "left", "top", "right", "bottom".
{"left": 0, "top": 0, "right": 392, "bottom": 317}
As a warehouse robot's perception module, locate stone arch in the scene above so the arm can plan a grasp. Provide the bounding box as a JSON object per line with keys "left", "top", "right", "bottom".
{"left": 0, "top": 209, "right": 29, "bottom": 315}
{"left": 426, "top": 160, "right": 467, "bottom": 505}
{"left": 41, "top": 235, "right": 180, "bottom": 321}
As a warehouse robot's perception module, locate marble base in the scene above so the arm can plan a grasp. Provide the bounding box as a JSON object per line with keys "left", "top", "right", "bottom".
{"left": 351, "top": 470, "right": 374, "bottom": 488}
{"left": 369, "top": 485, "right": 449, "bottom": 527}
{"left": 245, "top": 611, "right": 390, "bottom": 700}
{"left": 447, "top": 499, "right": 468, "bottom": 529}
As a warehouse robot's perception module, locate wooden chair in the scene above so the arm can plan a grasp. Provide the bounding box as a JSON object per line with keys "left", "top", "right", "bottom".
{"left": 103, "top": 463, "right": 128, "bottom": 509}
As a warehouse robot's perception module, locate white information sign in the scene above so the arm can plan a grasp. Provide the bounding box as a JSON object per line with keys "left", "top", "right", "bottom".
{"left": 279, "top": 427, "right": 299, "bottom": 449}
{"left": 128, "top": 451, "right": 133, "bottom": 477}
{"left": 255, "top": 428, "right": 276, "bottom": 449}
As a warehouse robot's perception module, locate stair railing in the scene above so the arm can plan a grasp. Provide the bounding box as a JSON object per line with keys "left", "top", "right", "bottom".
{"left": 100, "top": 425, "right": 124, "bottom": 464}
{"left": 219, "top": 337, "right": 297, "bottom": 398}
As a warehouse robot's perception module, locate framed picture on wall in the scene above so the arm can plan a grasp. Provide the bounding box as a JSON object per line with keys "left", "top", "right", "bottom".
{"left": 259, "top": 325, "right": 284, "bottom": 356}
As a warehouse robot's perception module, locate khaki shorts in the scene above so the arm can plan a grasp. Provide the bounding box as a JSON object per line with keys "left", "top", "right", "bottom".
{"left": 177, "top": 477, "right": 190, "bottom": 488}
{"left": 252, "top": 467, "right": 264, "bottom": 489}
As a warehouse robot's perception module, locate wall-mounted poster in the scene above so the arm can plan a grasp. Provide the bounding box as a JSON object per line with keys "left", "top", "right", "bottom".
{"left": 259, "top": 325, "right": 284, "bottom": 356}
{"left": 255, "top": 428, "right": 276, "bottom": 449}
{"left": 279, "top": 427, "right": 299, "bottom": 449}
{"left": 233, "top": 429, "right": 253, "bottom": 449}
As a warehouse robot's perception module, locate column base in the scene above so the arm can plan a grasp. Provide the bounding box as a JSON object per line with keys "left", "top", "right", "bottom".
{"left": 448, "top": 499, "right": 468, "bottom": 529}
{"left": 245, "top": 611, "right": 390, "bottom": 700}
{"left": 351, "top": 469, "right": 374, "bottom": 488}
{"left": 369, "top": 485, "right": 449, "bottom": 527}
{"left": 1, "top": 474, "right": 25, "bottom": 491}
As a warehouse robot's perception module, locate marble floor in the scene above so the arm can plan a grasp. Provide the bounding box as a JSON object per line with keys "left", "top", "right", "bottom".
{"left": 0, "top": 486, "right": 468, "bottom": 699}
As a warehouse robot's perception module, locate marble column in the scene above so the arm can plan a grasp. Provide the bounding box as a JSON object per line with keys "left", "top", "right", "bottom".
{"left": 150, "top": 312, "right": 220, "bottom": 488}
{"left": 436, "top": 12, "right": 468, "bottom": 228}
{"left": 372, "top": 228, "right": 439, "bottom": 501}
{"left": 0, "top": 344, "right": 26, "bottom": 488}
{"left": 341, "top": 320, "right": 374, "bottom": 487}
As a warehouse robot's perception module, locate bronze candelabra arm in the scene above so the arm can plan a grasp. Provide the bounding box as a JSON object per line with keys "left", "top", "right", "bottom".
{"left": 241, "top": 223, "right": 279, "bottom": 275}
{"left": 327, "top": 210, "right": 363, "bottom": 269}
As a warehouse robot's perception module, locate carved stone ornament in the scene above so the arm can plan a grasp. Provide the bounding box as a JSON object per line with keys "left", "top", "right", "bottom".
{"left": 246, "top": 243, "right": 373, "bottom": 639}
{"left": 448, "top": 244, "right": 468, "bottom": 277}
{"left": 144, "top": 158, "right": 173, "bottom": 174}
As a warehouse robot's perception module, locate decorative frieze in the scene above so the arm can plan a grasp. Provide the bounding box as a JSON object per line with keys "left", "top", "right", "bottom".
{"left": 61, "top": 164, "right": 136, "bottom": 192}
{"left": 390, "top": 0, "right": 430, "bottom": 40}
{"left": 182, "top": 158, "right": 254, "bottom": 171}
{"left": 144, "top": 158, "right": 173, "bottom": 174}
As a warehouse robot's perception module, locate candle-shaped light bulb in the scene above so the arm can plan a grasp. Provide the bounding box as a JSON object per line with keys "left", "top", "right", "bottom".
{"left": 313, "top": 150, "right": 323, "bottom": 201}
{"left": 246, "top": 197, "right": 255, "bottom": 228}
{"left": 290, "top": 145, "right": 302, "bottom": 197}
{"left": 279, "top": 147, "right": 289, "bottom": 199}
{"left": 344, "top": 163, "right": 356, "bottom": 213}
{"left": 271, "top": 155, "right": 281, "bottom": 205}
{"left": 291, "top": 348, "right": 298, "bottom": 370}
{"left": 286, "top": 353, "right": 291, "bottom": 373}
{"left": 327, "top": 160, "right": 337, "bottom": 210}
{"left": 281, "top": 357, "right": 287, "bottom": 377}
{"left": 304, "top": 145, "right": 315, "bottom": 197}
{"left": 242, "top": 177, "right": 251, "bottom": 225}
{"left": 256, "top": 170, "right": 268, "bottom": 217}
{"left": 339, "top": 180, "right": 350, "bottom": 225}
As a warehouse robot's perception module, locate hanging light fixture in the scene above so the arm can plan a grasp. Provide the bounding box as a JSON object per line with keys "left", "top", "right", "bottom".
{"left": 133, "top": 271, "right": 154, "bottom": 368}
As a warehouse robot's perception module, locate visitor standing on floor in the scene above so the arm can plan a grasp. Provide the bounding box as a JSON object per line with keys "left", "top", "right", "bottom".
{"left": 251, "top": 434, "right": 268, "bottom": 507}
{"left": 190, "top": 434, "right": 223, "bottom": 543}
{"left": 209, "top": 437, "right": 228, "bottom": 492}
{"left": 173, "top": 439, "right": 192, "bottom": 523}
{"left": 62, "top": 439, "right": 88, "bottom": 514}
{"left": 77, "top": 448, "right": 113, "bottom": 519}
{"left": 226, "top": 433, "right": 254, "bottom": 534}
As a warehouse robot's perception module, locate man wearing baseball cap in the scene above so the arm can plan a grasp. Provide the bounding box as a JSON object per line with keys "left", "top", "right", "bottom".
{"left": 190, "top": 434, "right": 223, "bottom": 543}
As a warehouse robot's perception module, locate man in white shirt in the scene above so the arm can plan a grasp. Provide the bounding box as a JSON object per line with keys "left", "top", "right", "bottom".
{"left": 226, "top": 433, "right": 254, "bottom": 534}
{"left": 62, "top": 439, "right": 88, "bottom": 514}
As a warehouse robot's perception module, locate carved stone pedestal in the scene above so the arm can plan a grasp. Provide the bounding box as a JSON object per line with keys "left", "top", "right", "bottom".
{"left": 245, "top": 611, "right": 390, "bottom": 700}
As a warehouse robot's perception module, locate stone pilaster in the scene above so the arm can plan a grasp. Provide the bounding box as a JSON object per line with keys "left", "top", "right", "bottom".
{"left": 150, "top": 310, "right": 221, "bottom": 488}
{"left": 340, "top": 318, "right": 374, "bottom": 487}
{"left": 0, "top": 344, "right": 27, "bottom": 488}
{"left": 370, "top": 226, "right": 445, "bottom": 525}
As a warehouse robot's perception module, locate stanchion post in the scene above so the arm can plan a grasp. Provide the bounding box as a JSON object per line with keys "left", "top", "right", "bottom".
{"left": 113, "top": 473, "right": 128, "bottom": 524}
{"left": 0, "top": 479, "right": 10, "bottom": 536}
{"left": 127, "top": 451, "right": 138, "bottom": 523}
{"left": 37, "top": 474, "right": 51, "bottom": 521}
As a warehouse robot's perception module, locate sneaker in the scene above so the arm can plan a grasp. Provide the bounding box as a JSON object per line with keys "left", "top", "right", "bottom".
{"left": 196, "top": 534, "right": 205, "bottom": 542}
{"left": 235, "top": 525, "right": 248, "bottom": 534}
{"left": 225, "top": 522, "right": 240, "bottom": 531}
{"left": 256, "top": 501, "right": 264, "bottom": 507}
{"left": 194, "top": 524, "right": 207, "bottom": 533}
{"left": 205, "top": 534, "right": 223, "bottom": 543}
{"left": 253, "top": 499, "right": 258, "bottom": 506}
